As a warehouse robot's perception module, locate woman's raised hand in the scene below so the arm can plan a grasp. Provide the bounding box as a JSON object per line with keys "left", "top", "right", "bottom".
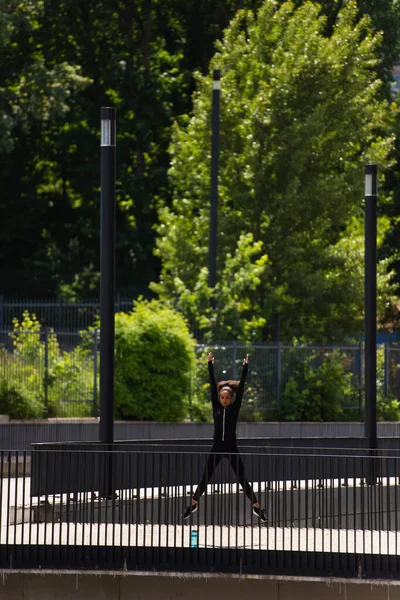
{"left": 208, "top": 352, "right": 214, "bottom": 363}
{"left": 243, "top": 354, "right": 249, "bottom": 365}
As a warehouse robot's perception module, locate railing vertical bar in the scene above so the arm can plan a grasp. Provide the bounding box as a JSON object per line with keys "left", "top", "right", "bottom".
{"left": 150, "top": 452, "right": 155, "bottom": 550}
{"left": 73, "top": 452, "right": 78, "bottom": 558}
{"left": 188, "top": 451, "right": 193, "bottom": 570}
{"left": 0, "top": 452, "right": 5, "bottom": 549}
{"left": 250, "top": 452, "right": 254, "bottom": 557}
{"left": 294, "top": 453, "right": 298, "bottom": 554}
{"left": 119, "top": 450, "right": 124, "bottom": 552}
{"left": 305, "top": 452, "right": 309, "bottom": 563}
{"left": 162, "top": 451, "right": 167, "bottom": 550}
{"left": 386, "top": 455, "right": 390, "bottom": 555}
{"left": 181, "top": 451, "right": 185, "bottom": 558}
{"left": 51, "top": 449, "right": 56, "bottom": 549}
{"left": 345, "top": 453, "right": 348, "bottom": 554}
{"left": 312, "top": 453, "right": 316, "bottom": 561}
{"left": 143, "top": 452, "right": 147, "bottom": 553}
{"left": 337, "top": 454, "right": 341, "bottom": 556}
{"left": 28, "top": 451, "right": 34, "bottom": 551}
{"left": 157, "top": 451, "right": 161, "bottom": 556}
{"left": 212, "top": 451, "right": 216, "bottom": 551}
{"left": 21, "top": 452, "right": 27, "bottom": 547}
{"left": 395, "top": 454, "right": 399, "bottom": 561}
{"left": 320, "top": 454, "right": 324, "bottom": 562}
{"left": 220, "top": 453, "right": 224, "bottom": 555}
{"left": 289, "top": 452, "right": 293, "bottom": 558}
{"left": 258, "top": 449, "right": 262, "bottom": 561}
{"left": 135, "top": 451, "right": 140, "bottom": 565}
{"left": 12, "top": 451, "right": 18, "bottom": 548}
{"left": 174, "top": 452, "right": 179, "bottom": 559}
{"left": 353, "top": 455, "right": 356, "bottom": 557}
{"left": 6, "top": 451, "right": 12, "bottom": 549}
{"left": 377, "top": 455, "right": 381, "bottom": 558}
{"left": 89, "top": 451, "right": 95, "bottom": 551}
{"left": 44, "top": 451, "right": 50, "bottom": 549}
{"left": 127, "top": 451, "right": 132, "bottom": 551}
{"left": 97, "top": 449, "right": 102, "bottom": 550}
{"left": 330, "top": 454, "right": 333, "bottom": 567}
{"left": 235, "top": 451, "right": 238, "bottom": 552}
{"left": 100, "top": 452, "right": 111, "bottom": 546}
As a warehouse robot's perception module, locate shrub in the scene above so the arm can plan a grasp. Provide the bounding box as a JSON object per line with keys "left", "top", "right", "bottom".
{"left": 114, "top": 300, "right": 196, "bottom": 421}
{"left": 279, "top": 348, "right": 356, "bottom": 422}
{"left": 0, "top": 374, "right": 45, "bottom": 420}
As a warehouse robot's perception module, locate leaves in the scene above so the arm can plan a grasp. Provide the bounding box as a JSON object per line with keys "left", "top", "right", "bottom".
{"left": 154, "top": 0, "right": 396, "bottom": 342}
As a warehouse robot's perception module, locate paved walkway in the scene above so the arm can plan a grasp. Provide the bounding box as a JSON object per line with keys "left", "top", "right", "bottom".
{"left": 2, "top": 522, "right": 400, "bottom": 554}
{"left": 2, "top": 476, "right": 400, "bottom": 554}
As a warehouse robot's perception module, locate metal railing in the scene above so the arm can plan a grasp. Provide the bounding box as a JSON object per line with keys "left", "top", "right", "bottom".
{"left": 1, "top": 446, "right": 400, "bottom": 577}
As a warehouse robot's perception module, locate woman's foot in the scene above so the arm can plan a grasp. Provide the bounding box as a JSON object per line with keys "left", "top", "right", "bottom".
{"left": 183, "top": 501, "right": 198, "bottom": 520}
{"left": 253, "top": 505, "right": 267, "bottom": 523}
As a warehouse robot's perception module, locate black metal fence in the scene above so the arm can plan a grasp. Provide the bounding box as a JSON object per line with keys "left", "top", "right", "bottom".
{"left": 2, "top": 446, "right": 400, "bottom": 578}
{"left": 0, "top": 296, "right": 134, "bottom": 332}
{"left": 1, "top": 329, "right": 400, "bottom": 418}
{"left": 0, "top": 330, "right": 98, "bottom": 418}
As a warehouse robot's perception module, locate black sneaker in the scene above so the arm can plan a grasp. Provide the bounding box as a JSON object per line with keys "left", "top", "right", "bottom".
{"left": 253, "top": 506, "right": 267, "bottom": 523}
{"left": 183, "top": 503, "right": 198, "bottom": 520}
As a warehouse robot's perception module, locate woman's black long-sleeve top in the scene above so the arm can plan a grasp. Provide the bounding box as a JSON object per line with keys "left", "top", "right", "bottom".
{"left": 208, "top": 360, "right": 248, "bottom": 444}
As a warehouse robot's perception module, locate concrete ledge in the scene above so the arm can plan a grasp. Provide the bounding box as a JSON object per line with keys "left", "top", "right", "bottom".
{"left": 1, "top": 570, "right": 400, "bottom": 599}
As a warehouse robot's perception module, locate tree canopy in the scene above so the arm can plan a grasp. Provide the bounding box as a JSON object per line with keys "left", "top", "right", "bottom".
{"left": 0, "top": 0, "right": 399, "bottom": 341}
{"left": 153, "top": 0, "right": 397, "bottom": 342}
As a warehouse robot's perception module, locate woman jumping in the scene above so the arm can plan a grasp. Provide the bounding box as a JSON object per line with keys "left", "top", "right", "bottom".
{"left": 183, "top": 352, "right": 267, "bottom": 523}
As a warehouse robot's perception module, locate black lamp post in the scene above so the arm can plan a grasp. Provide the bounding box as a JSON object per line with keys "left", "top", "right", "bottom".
{"left": 99, "top": 107, "right": 116, "bottom": 445}
{"left": 208, "top": 69, "right": 221, "bottom": 293}
{"left": 364, "top": 164, "right": 377, "bottom": 451}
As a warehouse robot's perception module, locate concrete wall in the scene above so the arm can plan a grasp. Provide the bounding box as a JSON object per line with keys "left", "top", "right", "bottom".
{"left": 1, "top": 571, "right": 400, "bottom": 600}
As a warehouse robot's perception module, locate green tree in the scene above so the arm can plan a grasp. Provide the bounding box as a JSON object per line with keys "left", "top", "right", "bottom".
{"left": 153, "top": 0, "right": 396, "bottom": 342}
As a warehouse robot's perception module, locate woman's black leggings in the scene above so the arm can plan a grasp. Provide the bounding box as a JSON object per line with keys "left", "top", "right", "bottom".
{"left": 192, "top": 444, "right": 258, "bottom": 504}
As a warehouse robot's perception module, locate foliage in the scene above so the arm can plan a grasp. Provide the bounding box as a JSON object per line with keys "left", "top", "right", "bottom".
{"left": 0, "top": 0, "right": 267, "bottom": 300}
{"left": 186, "top": 347, "right": 214, "bottom": 423}
{"left": 0, "top": 373, "right": 45, "bottom": 420}
{"left": 114, "top": 299, "right": 196, "bottom": 421}
{"left": 0, "top": 0, "right": 399, "bottom": 321}
{"left": 0, "top": 311, "right": 96, "bottom": 418}
{"left": 278, "top": 348, "right": 357, "bottom": 421}
{"left": 376, "top": 345, "right": 400, "bottom": 420}
{"left": 154, "top": 0, "right": 396, "bottom": 342}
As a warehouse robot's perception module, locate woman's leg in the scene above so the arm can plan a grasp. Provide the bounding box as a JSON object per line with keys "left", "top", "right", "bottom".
{"left": 228, "top": 451, "right": 258, "bottom": 505}
{"left": 192, "top": 449, "right": 222, "bottom": 502}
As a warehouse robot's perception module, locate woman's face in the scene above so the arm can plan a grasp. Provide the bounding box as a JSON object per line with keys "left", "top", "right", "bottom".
{"left": 219, "top": 389, "right": 232, "bottom": 407}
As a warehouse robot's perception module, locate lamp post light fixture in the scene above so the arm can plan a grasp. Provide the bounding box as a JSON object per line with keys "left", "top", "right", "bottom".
{"left": 99, "top": 107, "right": 116, "bottom": 445}
{"left": 364, "top": 164, "right": 377, "bottom": 452}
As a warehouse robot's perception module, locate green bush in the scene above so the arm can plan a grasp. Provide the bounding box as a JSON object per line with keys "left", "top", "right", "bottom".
{"left": 0, "top": 374, "right": 45, "bottom": 420}
{"left": 279, "top": 348, "right": 356, "bottom": 422}
{"left": 114, "top": 299, "right": 196, "bottom": 421}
